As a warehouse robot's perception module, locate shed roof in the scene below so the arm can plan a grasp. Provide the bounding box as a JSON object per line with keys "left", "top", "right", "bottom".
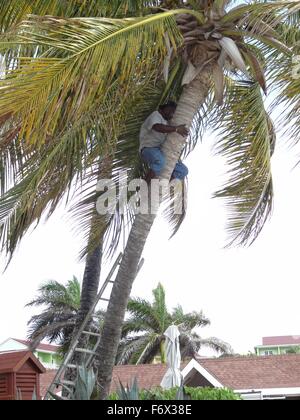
{"left": 0, "top": 351, "right": 46, "bottom": 374}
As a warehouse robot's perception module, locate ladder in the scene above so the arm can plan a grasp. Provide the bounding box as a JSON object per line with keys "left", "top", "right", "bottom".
{"left": 44, "top": 252, "right": 144, "bottom": 400}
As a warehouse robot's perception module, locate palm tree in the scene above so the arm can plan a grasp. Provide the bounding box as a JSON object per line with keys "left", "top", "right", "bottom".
{"left": 26, "top": 276, "right": 106, "bottom": 355}
{"left": 27, "top": 278, "right": 230, "bottom": 362}
{"left": 0, "top": 0, "right": 183, "bottom": 344}
{"left": 95, "top": 1, "right": 300, "bottom": 398}
{"left": 0, "top": 0, "right": 151, "bottom": 344}
{"left": 0, "top": 0, "right": 299, "bottom": 398}
{"left": 26, "top": 277, "right": 81, "bottom": 354}
{"left": 117, "top": 283, "right": 232, "bottom": 364}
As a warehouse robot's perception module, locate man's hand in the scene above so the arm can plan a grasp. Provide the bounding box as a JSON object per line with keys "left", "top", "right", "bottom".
{"left": 152, "top": 123, "right": 189, "bottom": 137}
{"left": 175, "top": 125, "right": 189, "bottom": 137}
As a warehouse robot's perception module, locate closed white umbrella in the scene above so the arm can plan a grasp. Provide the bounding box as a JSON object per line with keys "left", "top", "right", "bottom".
{"left": 160, "top": 325, "right": 183, "bottom": 389}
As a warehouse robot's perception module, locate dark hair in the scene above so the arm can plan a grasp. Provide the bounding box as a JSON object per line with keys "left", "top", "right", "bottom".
{"left": 159, "top": 101, "right": 177, "bottom": 111}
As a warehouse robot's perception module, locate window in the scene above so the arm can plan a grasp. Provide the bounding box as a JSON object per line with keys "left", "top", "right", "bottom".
{"left": 264, "top": 351, "right": 273, "bottom": 355}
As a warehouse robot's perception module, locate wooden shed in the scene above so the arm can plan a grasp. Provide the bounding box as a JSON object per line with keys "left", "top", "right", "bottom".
{"left": 0, "top": 351, "right": 46, "bottom": 400}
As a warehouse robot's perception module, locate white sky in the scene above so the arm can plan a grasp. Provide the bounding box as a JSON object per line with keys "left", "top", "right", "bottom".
{"left": 1, "top": 131, "right": 300, "bottom": 355}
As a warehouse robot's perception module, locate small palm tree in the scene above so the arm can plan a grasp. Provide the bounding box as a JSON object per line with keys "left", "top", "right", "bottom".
{"left": 117, "top": 283, "right": 232, "bottom": 364}
{"left": 26, "top": 276, "right": 103, "bottom": 354}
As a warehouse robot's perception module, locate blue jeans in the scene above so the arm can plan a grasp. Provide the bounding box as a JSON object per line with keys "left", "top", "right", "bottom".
{"left": 141, "top": 147, "right": 188, "bottom": 180}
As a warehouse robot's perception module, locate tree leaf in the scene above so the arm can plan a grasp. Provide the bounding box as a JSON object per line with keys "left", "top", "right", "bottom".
{"left": 218, "top": 36, "right": 249, "bottom": 76}
{"left": 239, "top": 44, "right": 267, "bottom": 94}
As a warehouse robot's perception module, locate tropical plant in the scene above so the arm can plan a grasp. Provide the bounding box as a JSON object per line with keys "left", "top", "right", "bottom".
{"left": 116, "top": 377, "right": 140, "bottom": 400}
{"left": 26, "top": 276, "right": 104, "bottom": 354}
{"left": 49, "top": 366, "right": 97, "bottom": 401}
{"left": 0, "top": 0, "right": 300, "bottom": 399}
{"left": 16, "top": 385, "right": 37, "bottom": 400}
{"left": 117, "top": 283, "right": 232, "bottom": 364}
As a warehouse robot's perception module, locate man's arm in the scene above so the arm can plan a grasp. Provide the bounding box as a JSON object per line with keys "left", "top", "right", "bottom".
{"left": 152, "top": 124, "right": 189, "bottom": 137}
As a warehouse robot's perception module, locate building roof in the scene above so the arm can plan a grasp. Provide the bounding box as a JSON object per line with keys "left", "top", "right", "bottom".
{"left": 111, "top": 354, "right": 300, "bottom": 392}
{"left": 262, "top": 336, "right": 300, "bottom": 346}
{"left": 0, "top": 351, "right": 46, "bottom": 374}
{"left": 11, "top": 338, "right": 60, "bottom": 353}
{"left": 198, "top": 354, "right": 300, "bottom": 390}
{"left": 40, "top": 370, "right": 60, "bottom": 398}
{"left": 111, "top": 364, "right": 168, "bottom": 393}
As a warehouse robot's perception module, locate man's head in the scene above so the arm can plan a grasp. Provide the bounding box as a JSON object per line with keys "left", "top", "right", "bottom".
{"left": 158, "top": 101, "right": 177, "bottom": 121}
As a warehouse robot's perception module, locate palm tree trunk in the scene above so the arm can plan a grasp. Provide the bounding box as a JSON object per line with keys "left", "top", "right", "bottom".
{"left": 160, "top": 339, "right": 166, "bottom": 364}
{"left": 78, "top": 241, "right": 103, "bottom": 322}
{"left": 97, "top": 68, "right": 212, "bottom": 399}
{"left": 75, "top": 158, "right": 112, "bottom": 331}
{"left": 67, "top": 161, "right": 111, "bottom": 379}
{"left": 64, "top": 241, "right": 103, "bottom": 388}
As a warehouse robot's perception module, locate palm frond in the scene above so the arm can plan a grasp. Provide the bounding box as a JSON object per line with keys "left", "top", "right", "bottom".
{"left": 179, "top": 331, "right": 201, "bottom": 358}
{"left": 0, "top": 0, "right": 157, "bottom": 34}
{"left": 172, "top": 306, "right": 211, "bottom": 329}
{"left": 135, "top": 334, "right": 162, "bottom": 364}
{"left": 222, "top": 1, "right": 300, "bottom": 27}
{"left": 162, "top": 178, "right": 188, "bottom": 239}
{"left": 197, "top": 336, "right": 234, "bottom": 354}
{"left": 180, "top": 332, "right": 233, "bottom": 357}
{"left": 152, "top": 283, "right": 172, "bottom": 332}
{"left": 26, "top": 278, "right": 81, "bottom": 310}
{"left": 122, "top": 318, "right": 153, "bottom": 338}
{"left": 0, "top": 11, "right": 184, "bottom": 148}
{"left": 126, "top": 297, "right": 161, "bottom": 332}
{"left": 268, "top": 26, "right": 300, "bottom": 144}
{"left": 0, "top": 119, "right": 30, "bottom": 196}
{"left": 212, "top": 79, "right": 275, "bottom": 247}
{"left": 0, "top": 94, "right": 122, "bottom": 258}
{"left": 27, "top": 317, "right": 76, "bottom": 350}
{"left": 116, "top": 335, "right": 149, "bottom": 365}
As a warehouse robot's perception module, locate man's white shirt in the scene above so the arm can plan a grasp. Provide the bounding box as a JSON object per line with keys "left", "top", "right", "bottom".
{"left": 139, "top": 111, "right": 168, "bottom": 152}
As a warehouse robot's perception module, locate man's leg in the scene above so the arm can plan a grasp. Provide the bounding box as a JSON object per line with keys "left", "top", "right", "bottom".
{"left": 141, "top": 147, "right": 165, "bottom": 177}
{"left": 171, "top": 161, "right": 189, "bottom": 180}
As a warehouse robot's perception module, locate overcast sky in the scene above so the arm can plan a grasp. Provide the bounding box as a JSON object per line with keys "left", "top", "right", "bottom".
{"left": 1, "top": 128, "right": 300, "bottom": 355}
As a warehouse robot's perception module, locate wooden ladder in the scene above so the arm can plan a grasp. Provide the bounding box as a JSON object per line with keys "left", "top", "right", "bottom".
{"left": 44, "top": 253, "right": 144, "bottom": 400}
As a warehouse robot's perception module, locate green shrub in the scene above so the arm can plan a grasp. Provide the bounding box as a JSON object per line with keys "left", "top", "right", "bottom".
{"left": 109, "top": 386, "right": 240, "bottom": 400}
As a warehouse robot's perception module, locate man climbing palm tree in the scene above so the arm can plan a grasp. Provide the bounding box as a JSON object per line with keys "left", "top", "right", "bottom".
{"left": 140, "top": 102, "right": 189, "bottom": 183}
